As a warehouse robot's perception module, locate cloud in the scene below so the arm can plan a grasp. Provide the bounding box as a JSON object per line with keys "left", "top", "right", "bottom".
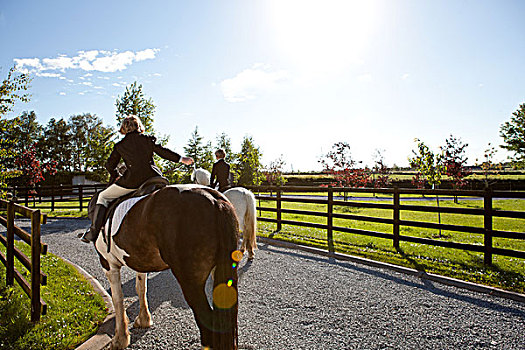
{"left": 357, "top": 73, "right": 373, "bottom": 83}
{"left": 14, "top": 48, "right": 160, "bottom": 75}
{"left": 59, "top": 92, "right": 66, "bottom": 96}
{"left": 37, "top": 72, "right": 62, "bottom": 78}
{"left": 220, "top": 66, "right": 290, "bottom": 102}
{"left": 135, "top": 49, "right": 158, "bottom": 61}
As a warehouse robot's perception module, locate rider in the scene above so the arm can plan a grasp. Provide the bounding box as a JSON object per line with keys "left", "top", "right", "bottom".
{"left": 210, "top": 149, "right": 231, "bottom": 192}
{"left": 80, "top": 115, "right": 194, "bottom": 243}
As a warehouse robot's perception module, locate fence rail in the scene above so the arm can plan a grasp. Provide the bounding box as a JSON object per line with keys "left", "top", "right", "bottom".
{"left": 7, "top": 184, "right": 105, "bottom": 212}
{"left": 0, "top": 199, "right": 48, "bottom": 322}
{"left": 6, "top": 183, "right": 525, "bottom": 266}
{"left": 247, "top": 185, "right": 525, "bottom": 265}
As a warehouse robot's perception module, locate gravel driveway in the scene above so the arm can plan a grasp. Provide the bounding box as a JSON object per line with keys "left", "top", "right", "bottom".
{"left": 7, "top": 217, "right": 525, "bottom": 349}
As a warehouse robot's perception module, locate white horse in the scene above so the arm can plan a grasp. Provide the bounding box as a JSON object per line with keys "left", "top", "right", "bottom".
{"left": 192, "top": 168, "right": 257, "bottom": 259}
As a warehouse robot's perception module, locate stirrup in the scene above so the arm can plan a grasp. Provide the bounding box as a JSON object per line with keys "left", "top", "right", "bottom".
{"left": 80, "top": 228, "right": 96, "bottom": 243}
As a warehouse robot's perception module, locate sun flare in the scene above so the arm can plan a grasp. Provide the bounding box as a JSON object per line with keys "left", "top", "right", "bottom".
{"left": 268, "top": 0, "right": 378, "bottom": 73}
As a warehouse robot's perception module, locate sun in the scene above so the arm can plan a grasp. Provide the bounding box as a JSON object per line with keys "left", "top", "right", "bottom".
{"left": 267, "top": 0, "right": 378, "bottom": 74}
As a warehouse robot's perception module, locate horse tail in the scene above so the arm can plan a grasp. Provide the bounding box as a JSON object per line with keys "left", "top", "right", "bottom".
{"left": 243, "top": 191, "right": 257, "bottom": 256}
{"left": 213, "top": 199, "right": 239, "bottom": 350}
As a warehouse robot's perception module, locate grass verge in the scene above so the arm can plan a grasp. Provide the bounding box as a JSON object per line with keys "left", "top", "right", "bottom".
{"left": 0, "top": 241, "right": 107, "bottom": 350}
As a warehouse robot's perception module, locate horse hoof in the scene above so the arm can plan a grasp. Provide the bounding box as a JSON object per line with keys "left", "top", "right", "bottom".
{"left": 134, "top": 315, "right": 152, "bottom": 328}
{"left": 248, "top": 254, "right": 254, "bottom": 261}
{"left": 110, "top": 334, "right": 130, "bottom": 350}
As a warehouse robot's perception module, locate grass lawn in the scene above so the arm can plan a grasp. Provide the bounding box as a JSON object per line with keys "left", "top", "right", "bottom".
{"left": 19, "top": 198, "right": 90, "bottom": 218}
{"left": 254, "top": 191, "right": 525, "bottom": 294}
{"left": 0, "top": 240, "right": 107, "bottom": 350}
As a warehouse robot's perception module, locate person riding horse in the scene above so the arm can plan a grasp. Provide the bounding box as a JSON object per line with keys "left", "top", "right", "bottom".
{"left": 80, "top": 115, "right": 194, "bottom": 243}
{"left": 210, "top": 149, "right": 231, "bottom": 193}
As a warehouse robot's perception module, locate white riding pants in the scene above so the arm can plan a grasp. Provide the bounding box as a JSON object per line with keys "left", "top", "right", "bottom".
{"left": 96, "top": 184, "right": 136, "bottom": 207}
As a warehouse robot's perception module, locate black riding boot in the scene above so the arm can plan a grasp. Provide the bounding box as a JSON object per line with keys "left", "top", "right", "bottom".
{"left": 80, "top": 204, "right": 107, "bottom": 243}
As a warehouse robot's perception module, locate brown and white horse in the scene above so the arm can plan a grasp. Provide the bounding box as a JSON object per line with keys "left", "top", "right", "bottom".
{"left": 89, "top": 184, "right": 240, "bottom": 350}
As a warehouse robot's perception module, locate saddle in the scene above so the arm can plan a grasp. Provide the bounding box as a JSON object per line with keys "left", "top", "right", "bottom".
{"left": 101, "top": 176, "right": 169, "bottom": 252}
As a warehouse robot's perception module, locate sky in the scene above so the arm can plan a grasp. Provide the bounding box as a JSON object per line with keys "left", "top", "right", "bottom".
{"left": 1, "top": 0, "right": 524, "bottom": 172}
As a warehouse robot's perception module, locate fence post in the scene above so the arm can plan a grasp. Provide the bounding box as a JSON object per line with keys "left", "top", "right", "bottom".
{"left": 6, "top": 201, "right": 15, "bottom": 285}
{"left": 327, "top": 186, "right": 334, "bottom": 254}
{"left": 31, "top": 210, "right": 42, "bottom": 322}
{"left": 484, "top": 187, "right": 493, "bottom": 265}
{"left": 51, "top": 184, "right": 55, "bottom": 212}
{"left": 79, "top": 185, "right": 83, "bottom": 212}
{"left": 25, "top": 187, "right": 29, "bottom": 207}
{"left": 393, "top": 187, "right": 400, "bottom": 250}
{"left": 276, "top": 186, "right": 282, "bottom": 232}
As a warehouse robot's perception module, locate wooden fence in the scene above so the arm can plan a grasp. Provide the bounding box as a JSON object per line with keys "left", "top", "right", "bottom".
{"left": 0, "top": 199, "right": 48, "bottom": 322}
{"left": 8, "top": 184, "right": 105, "bottom": 212}
{"left": 247, "top": 185, "right": 525, "bottom": 265}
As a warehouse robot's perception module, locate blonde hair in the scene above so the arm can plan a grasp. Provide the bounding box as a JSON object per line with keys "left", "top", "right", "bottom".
{"left": 119, "top": 115, "right": 145, "bottom": 134}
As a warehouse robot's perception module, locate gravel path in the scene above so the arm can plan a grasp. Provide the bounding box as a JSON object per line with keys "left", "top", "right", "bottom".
{"left": 7, "top": 218, "right": 525, "bottom": 349}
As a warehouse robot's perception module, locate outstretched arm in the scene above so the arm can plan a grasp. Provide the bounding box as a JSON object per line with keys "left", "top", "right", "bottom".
{"left": 153, "top": 143, "right": 181, "bottom": 162}
{"left": 153, "top": 143, "right": 193, "bottom": 165}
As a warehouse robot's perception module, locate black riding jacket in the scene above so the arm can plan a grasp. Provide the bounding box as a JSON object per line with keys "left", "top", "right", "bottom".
{"left": 105, "top": 131, "right": 180, "bottom": 189}
{"left": 210, "top": 159, "right": 231, "bottom": 191}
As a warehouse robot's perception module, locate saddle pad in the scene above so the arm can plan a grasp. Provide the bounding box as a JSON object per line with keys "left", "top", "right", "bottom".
{"left": 105, "top": 195, "right": 147, "bottom": 236}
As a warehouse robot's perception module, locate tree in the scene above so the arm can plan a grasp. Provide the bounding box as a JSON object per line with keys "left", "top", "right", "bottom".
{"left": 69, "top": 113, "right": 115, "bottom": 174}
{"left": 38, "top": 118, "right": 73, "bottom": 172}
{"left": 234, "top": 136, "right": 264, "bottom": 186}
{"left": 441, "top": 135, "right": 471, "bottom": 202}
{"left": 263, "top": 156, "right": 287, "bottom": 186}
{"left": 409, "top": 138, "right": 445, "bottom": 236}
{"left": 216, "top": 132, "right": 235, "bottom": 164}
{"left": 0, "top": 66, "right": 32, "bottom": 198}
{"left": 371, "top": 149, "right": 391, "bottom": 189}
{"left": 115, "top": 82, "right": 156, "bottom": 134}
{"left": 319, "top": 142, "right": 370, "bottom": 188}
{"left": 500, "top": 103, "right": 525, "bottom": 167}
{"left": 15, "top": 144, "right": 56, "bottom": 193}
{"left": 86, "top": 122, "right": 116, "bottom": 181}
{"left": 184, "top": 126, "right": 214, "bottom": 170}
{"left": 0, "top": 111, "right": 43, "bottom": 171}
{"left": 409, "top": 139, "right": 444, "bottom": 189}
{"left": 0, "top": 66, "right": 32, "bottom": 117}
{"left": 69, "top": 113, "right": 94, "bottom": 172}
{"left": 476, "top": 143, "right": 501, "bottom": 189}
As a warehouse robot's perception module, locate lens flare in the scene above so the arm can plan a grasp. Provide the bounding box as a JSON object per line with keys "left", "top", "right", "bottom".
{"left": 231, "top": 250, "right": 243, "bottom": 262}
{"left": 232, "top": 262, "right": 237, "bottom": 269}
{"left": 213, "top": 283, "right": 237, "bottom": 309}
